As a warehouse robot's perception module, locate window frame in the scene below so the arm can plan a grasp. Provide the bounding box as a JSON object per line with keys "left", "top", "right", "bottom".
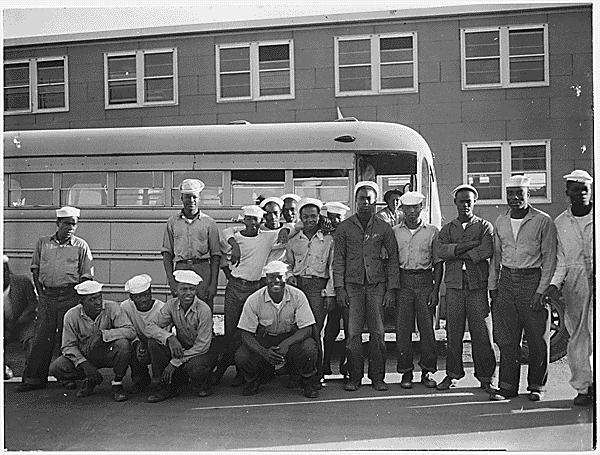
{"left": 4, "top": 56, "right": 69, "bottom": 115}
{"left": 460, "top": 24, "right": 549, "bottom": 90}
{"left": 334, "top": 32, "right": 418, "bottom": 97}
{"left": 216, "top": 39, "right": 295, "bottom": 102}
{"left": 104, "top": 48, "right": 178, "bottom": 109}
{"left": 462, "top": 139, "right": 552, "bottom": 205}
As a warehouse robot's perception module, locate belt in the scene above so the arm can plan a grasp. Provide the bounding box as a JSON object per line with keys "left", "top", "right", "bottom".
{"left": 401, "top": 269, "right": 431, "bottom": 274}
{"left": 297, "top": 275, "right": 327, "bottom": 280}
{"left": 43, "top": 284, "right": 76, "bottom": 296}
{"left": 177, "top": 258, "right": 209, "bottom": 265}
{"left": 502, "top": 266, "right": 541, "bottom": 274}
{"left": 231, "top": 276, "right": 261, "bottom": 286}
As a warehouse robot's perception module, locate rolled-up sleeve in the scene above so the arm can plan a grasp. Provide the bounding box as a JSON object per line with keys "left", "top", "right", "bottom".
{"left": 238, "top": 297, "right": 260, "bottom": 334}
{"left": 61, "top": 312, "right": 87, "bottom": 366}
{"left": 30, "top": 237, "right": 42, "bottom": 271}
{"left": 294, "top": 295, "right": 316, "bottom": 329}
{"left": 208, "top": 219, "right": 222, "bottom": 257}
{"left": 161, "top": 219, "right": 175, "bottom": 255}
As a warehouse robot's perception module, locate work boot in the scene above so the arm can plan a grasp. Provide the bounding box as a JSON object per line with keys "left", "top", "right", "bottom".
{"left": 480, "top": 380, "right": 498, "bottom": 394}
{"left": 112, "top": 384, "right": 128, "bottom": 402}
{"left": 436, "top": 376, "right": 456, "bottom": 391}
{"left": 242, "top": 378, "right": 261, "bottom": 396}
{"left": 343, "top": 381, "right": 360, "bottom": 392}
{"left": 421, "top": 372, "right": 437, "bottom": 388}
{"left": 301, "top": 377, "right": 319, "bottom": 399}
{"left": 372, "top": 380, "right": 389, "bottom": 391}
{"left": 400, "top": 371, "right": 413, "bottom": 389}
{"left": 147, "top": 387, "right": 173, "bottom": 403}
{"left": 76, "top": 379, "right": 97, "bottom": 398}
{"left": 528, "top": 391, "right": 543, "bottom": 402}
{"left": 15, "top": 383, "right": 46, "bottom": 393}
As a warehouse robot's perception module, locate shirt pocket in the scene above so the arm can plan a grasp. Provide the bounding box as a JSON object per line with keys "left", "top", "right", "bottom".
{"left": 63, "top": 251, "right": 80, "bottom": 279}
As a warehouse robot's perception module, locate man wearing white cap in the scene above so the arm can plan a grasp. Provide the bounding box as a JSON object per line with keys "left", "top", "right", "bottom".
{"left": 436, "top": 184, "right": 497, "bottom": 393}
{"left": 17, "top": 206, "right": 94, "bottom": 393}
{"left": 235, "top": 260, "right": 319, "bottom": 398}
{"left": 333, "top": 181, "right": 399, "bottom": 392}
{"left": 49, "top": 281, "right": 136, "bottom": 402}
{"left": 162, "top": 179, "right": 221, "bottom": 310}
{"left": 284, "top": 198, "right": 335, "bottom": 385}
{"left": 488, "top": 175, "right": 557, "bottom": 402}
{"left": 281, "top": 194, "right": 301, "bottom": 223}
{"left": 393, "top": 191, "right": 443, "bottom": 389}
{"left": 542, "top": 170, "right": 594, "bottom": 406}
{"left": 321, "top": 202, "right": 351, "bottom": 378}
{"left": 3, "top": 255, "right": 38, "bottom": 380}
{"left": 146, "top": 270, "right": 216, "bottom": 402}
{"left": 120, "top": 274, "right": 167, "bottom": 393}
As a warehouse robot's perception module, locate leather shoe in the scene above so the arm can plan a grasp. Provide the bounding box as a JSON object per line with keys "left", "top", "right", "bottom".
{"left": 76, "top": 379, "right": 97, "bottom": 398}
{"left": 15, "top": 383, "right": 46, "bottom": 393}
{"left": 302, "top": 381, "right": 319, "bottom": 399}
{"left": 528, "top": 391, "right": 543, "bottom": 402}
{"left": 147, "top": 388, "right": 173, "bottom": 403}
{"left": 344, "top": 382, "right": 360, "bottom": 392}
{"left": 400, "top": 372, "right": 413, "bottom": 389}
{"left": 421, "top": 372, "right": 437, "bottom": 388}
{"left": 372, "top": 380, "right": 388, "bottom": 392}
{"left": 231, "top": 372, "right": 246, "bottom": 388}
{"left": 242, "top": 379, "right": 261, "bottom": 396}
{"left": 112, "top": 384, "right": 128, "bottom": 402}
{"left": 436, "top": 376, "right": 456, "bottom": 391}
{"left": 480, "top": 381, "right": 498, "bottom": 394}
{"left": 574, "top": 393, "right": 593, "bottom": 406}
{"left": 489, "top": 389, "right": 518, "bottom": 401}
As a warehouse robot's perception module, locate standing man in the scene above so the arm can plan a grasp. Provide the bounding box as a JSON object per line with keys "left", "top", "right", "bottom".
{"left": 146, "top": 270, "right": 216, "bottom": 402}
{"left": 542, "top": 170, "right": 594, "bottom": 406}
{"left": 281, "top": 194, "right": 301, "bottom": 223}
{"left": 488, "top": 175, "right": 557, "bottom": 401}
{"left": 376, "top": 189, "right": 404, "bottom": 227}
{"left": 3, "top": 255, "right": 38, "bottom": 380}
{"left": 234, "top": 261, "right": 319, "bottom": 398}
{"left": 284, "top": 197, "right": 335, "bottom": 385}
{"left": 49, "top": 280, "right": 136, "bottom": 402}
{"left": 394, "top": 192, "right": 443, "bottom": 389}
{"left": 17, "top": 206, "right": 94, "bottom": 392}
{"left": 436, "top": 185, "right": 496, "bottom": 393}
{"left": 333, "top": 182, "right": 399, "bottom": 392}
{"left": 162, "top": 179, "right": 221, "bottom": 311}
{"left": 120, "top": 274, "right": 167, "bottom": 393}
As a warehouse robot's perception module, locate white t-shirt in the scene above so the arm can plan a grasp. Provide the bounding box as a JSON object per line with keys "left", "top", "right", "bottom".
{"left": 510, "top": 218, "right": 524, "bottom": 240}
{"left": 231, "top": 231, "right": 280, "bottom": 281}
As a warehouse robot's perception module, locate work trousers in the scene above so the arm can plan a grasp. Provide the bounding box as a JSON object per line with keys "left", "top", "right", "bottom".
{"left": 323, "top": 304, "right": 349, "bottom": 374}
{"left": 49, "top": 338, "right": 132, "bottom": 382}
{"left": 492, "top": 268, "right": 549, "bottom": 393}
{"left": 296, "top": 276, "right": 328, "bottom": 380}
{"left": 175, "top": 260, "right": 213, "bottom": 310}
{"left": 22, "top": 287, "right": 79, "bottom": 386}
{"left": 445, "top": 287, "right": 496, "bottom": 382}
{"left": 235, "top": 333, "right": 318, "bottom": 384}
{"left": 148, "top": 339, "right": 216, "bottom": 390}
{"left": 345, "top": 282, "right": 386, "bottom": 384}
{"left": 396, "top": 271, "right": 437, "bottom": 374}
{"left": 128, "top": 339, "right": 163, "bottom": 387}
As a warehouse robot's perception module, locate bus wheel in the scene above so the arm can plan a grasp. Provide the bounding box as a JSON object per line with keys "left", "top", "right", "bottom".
{"left": 520, "top": 294, "right": 569, "bottom": 364}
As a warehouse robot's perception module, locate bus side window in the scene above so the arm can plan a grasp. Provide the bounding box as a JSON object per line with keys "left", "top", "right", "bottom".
{"left": 421, "top": 158, "right": 430, "bottom": 210}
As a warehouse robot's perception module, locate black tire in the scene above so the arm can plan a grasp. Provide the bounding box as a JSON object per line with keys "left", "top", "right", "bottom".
{"left": 521, "top": 294, "right": 569, "bottom": 363}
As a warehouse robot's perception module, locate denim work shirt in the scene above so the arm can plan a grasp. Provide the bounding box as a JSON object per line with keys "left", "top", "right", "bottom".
{"left": 333, "top": 214, "right": 400, "bottom": 289}
{"left": 393, "top": 221, "right": 441, "bottom": 271}
{"left": 488, "top": 205, "right": 557, "bottom": 294}
{"left": 162, "top": 210, "right": 221, "bottom": 262}
{"left": 437, "top": 216, "right": 494, "bottom": 290}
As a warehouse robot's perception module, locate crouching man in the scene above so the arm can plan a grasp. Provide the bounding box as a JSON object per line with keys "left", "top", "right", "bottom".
{"left": 49, "top": 281, "right": 136, "bottom": 402}
{"left": 235, "top": 260, "right": 319, "bottom": 398}
{"left": 146, "top": 270, "right": 216, "bottom": 403}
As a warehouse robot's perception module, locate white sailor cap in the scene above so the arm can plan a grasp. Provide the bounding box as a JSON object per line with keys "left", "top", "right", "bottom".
{"left": 3, "top": 255, "right": 9, "bottom": 263}
{"left": 263, "top": 260, "right": 288, "bottom": 276}
{"left": 354, "top": 181, "right": 379, "bottom": 196}
{"left": 563, "top": 170, "right": 593, "bottom": 184}
{"left": 124, "top": 274, "right": 152, "bottom": 294}
{"left": 259, "top": 196, "right": 284, "bottom": 209}
{"left": 173, "top": 270, "right": 203, "bottom": 285}
{"left": 179, "top": 179, "right": 205, "bottom": 194}
{"left": 399, "top": 191, "right": 425, "bottom": 205}
{"left": 281, "top": 194, "right": 301, "bottom": 203}
{"left": 75, "top": 280, "right": 103, "bottom": 295}
{"left": 323, "top": 202, "right": 350, "bottom": 216}
{"left": 452, "top": 184, "right": 479, "bottom": 199}
{"left": 297, "top": 197, "right": 323, "bottom": 214}
{"left": 505, "top": 175, "right": 531, "bottom": 188}
{"left": 242, "top": 205, "right": 266, "bottom": 218}
{"left": 56, "top": 206, "right": 80, "bottom": 218}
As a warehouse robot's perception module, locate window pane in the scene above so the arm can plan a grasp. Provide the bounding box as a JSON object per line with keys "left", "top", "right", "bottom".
{"left": 220, "top": 47, "right": 250, "bottom": 73}
{"left": 259, "top": 70, "right": 290, "bottom": 96}
{"left": 512, "top": 171, "right": 547, "bottom": 198}
{"left": 465, "top": 58, "right": 500, "bottom": 85}
{"left": 338, "top": 39, "right": 371, "bottom": 65}
{"left": 10, "top": 173, "right": 53, "bottom": 189}
{"left": 9, "top": 190, "right": 53, "bottom": 207}
{"left": 467, "top": 173, "right": 503, "bottom": 200}
{"left": 5, "top": 63, "right": 29, "bottom": 87}
{"left": 380, "top": 48, "right": 413, "bottom": 63}
{"left": 259, "top": 44, "right": 290, "bottom": 70}
{"left": 37, "top": 60, "right": 65, "bottom": 84}
{"left": 173, "top": 171, "right": 224, "bottom": 206}
{"left": 381, "top": 63, "right": 413, "bottom": 89}
{"left": 380, "top": 36, "right": 413, "bottom": 63}
{"left": 108, "top": 55, "right": 136, "bottom": 80}
{"left": 467, "top": 147, "right": 502, "bottom": 173}
{"left": 294, "top": 176, "right": 349, "bottom": 204}
{"left": 144, "top": 78, "right": 174, "bottom": 102}
{"left": 511, "top": 144, "right": 546, "bottom": 171}
{"left": 4, "top": 87, "right": 29, "bottom": 111}
{"left": 509, "top": 28, "right": 544, "bottom": 56}
{"left": 116, "top": 189, "right": 165, "bottom": 206}
{"left": 38, "top": 85, "right": 65, "bottom": 109}
{"left": 117, "top": 171, "right": 164, "bottom": 188}
{"left": 465, "top": 31, "right": 500, "bottom": 58}
{"left": 61, "top": 172, "right": 108, "bottom": 206}
{"left": 108, "top": 80, "right": 137, "bottom": 104}
{"left": 509, "top": 55, "right": 545, "bottom": 83}
{"left": 231, "top": 170, "right": 284, "bottom": 206}
{"left": 381, "top": 36, "right": 412, "bottom": 51}
{"left": 144, "top": 52, "right": 173, "bottom": 77}
{"left": 339, "top": 66, "right": 371, "bottom": 92}
{"left": 220, "top": 73, "right": 251, "bottom": 98}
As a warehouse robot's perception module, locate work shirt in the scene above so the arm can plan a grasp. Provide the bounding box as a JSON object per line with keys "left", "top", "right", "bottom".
{"left": 393, "top": 221, "right": 441, "bottom": 271}
{"left": 162, "top": 210, "right": 221, "bottom": 263}
{"left": 376, "top": 207, "right": 404, "bottom": 227}
{"left": 147, "top": 296, "right": 213, "bottom": 367}
{"left": 238, "top": 285, "right": 315, "bottom": 336}
{"left": 437, "top": 216, "right": 494, "bottom": 290}
{"left": 550, "top": 207, "right": 593, "bottom": 289}
{"left": 61, "top": 300, "right": 136, "bottom": 367}
{"left": 284, "top": 230, "right": 335, "bottom": 297}
{"left": 31, "top": 234, "right": 93, "bottom": 287}
{"left": 488, "top": 205, "right": 557, "bottom": 294}
{"left": 220, "top": 227, "right": 280, "bottom": 281}
{"left": 120, "top": 298, "right": 167, "bottom": 344}
{"left": 333, "top": 214, "right": 400, "bottom": 289}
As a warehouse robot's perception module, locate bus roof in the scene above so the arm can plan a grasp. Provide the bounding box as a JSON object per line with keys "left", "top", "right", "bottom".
{"left": 4, "top": 121, "right": 433, "bottom": 159}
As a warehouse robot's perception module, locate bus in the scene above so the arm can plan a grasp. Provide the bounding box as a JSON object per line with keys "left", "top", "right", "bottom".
{"left": 3, "top": 119, "right": 442, "bottom": 313}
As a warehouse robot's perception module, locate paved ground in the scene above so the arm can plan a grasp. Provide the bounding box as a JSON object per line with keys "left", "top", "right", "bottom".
{"left": 4, "top": 339, "right": 595, "bottom": 452}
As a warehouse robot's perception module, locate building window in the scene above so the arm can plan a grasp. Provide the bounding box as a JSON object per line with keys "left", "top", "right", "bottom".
{"left": 231, "top": 170, "right": 285, "bottom": 205}
{"left": 335, "top": 33, "right": 418, "bottom": 96}
{"left": 293, "top": 170, "right": 349, "bottom": 204}
{"left": 461, "top": 24, "right": 548, "bottom": 89}
{"left": 216, "top": 40, "right": 294, "bottom": 101}
{"left": 61, "top": 172, "right": 109, "bottom": 206}
{"left": 116, "top": 171, "right": 165, "bottom": 206}
{"left": 4, "top": 57, "right": 69, "bottom": 114}
{"left": 7, "top": 173, "right": 54, "bottom": 207}
{"left": 104, "top": 48, "right": 178, "bottom": 108}
{"left": 172, "top": 171, "right": 224, "bottom": 206}
{"left": 462, "top": 140, "right": 551, "bottom": 204}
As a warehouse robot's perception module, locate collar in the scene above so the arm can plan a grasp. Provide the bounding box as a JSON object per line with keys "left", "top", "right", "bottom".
{"left": 264, "top": 286, "right": 291, "bottom": 306}
{"left": 179, "top": 210, "right": 201, "bottom": 221}
{"left": 349, "top": 213, "right": 378, "bottom": 230}
{"left": 451, "top": 215, "right": 480, "bottom": 228}
{"left": 177, "top": 297, "right": 199, "bottom": 314}
{"left": 51, "top": 233, "right": 74, "bottom": 245}
{"left": 299, "top": 229, "right": 324, "bottom": 241}
{"left": 398, "top": 219, "right": 425, "bottom": 232}
{"left": 78, "top": 301, "right": 106, "bottom": 317}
